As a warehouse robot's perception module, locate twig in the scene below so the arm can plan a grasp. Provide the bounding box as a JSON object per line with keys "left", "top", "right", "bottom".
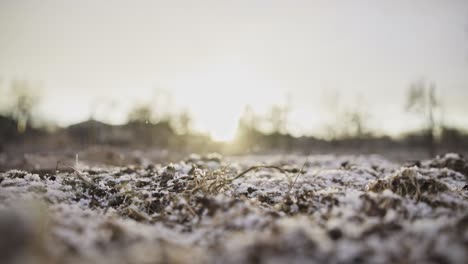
{"left": 288, "top": 161, "right": 308, "bottom": 194}
{"left": 231, "top": 166, "right": 287, "bottom": 181}
{"left": 66, "top": 165, "right": 96, "bottom": 189}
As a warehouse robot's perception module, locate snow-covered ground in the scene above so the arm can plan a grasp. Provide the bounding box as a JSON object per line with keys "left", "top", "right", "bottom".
{"left": 0, "top": 153, "right": 467, "bottom": 264}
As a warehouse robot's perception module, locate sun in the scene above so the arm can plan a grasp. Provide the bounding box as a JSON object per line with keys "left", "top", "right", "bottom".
{"left": 181, "top": 63, "right": 247, "bottom": 142}
{"left": 169, "top": 58, "right": 280, "bottom": 142}
{"left": 205, "top": 117, "right": 239, "bottom": 142}
{"left": 193, "top": 103, "right": 240, "bottom": 142}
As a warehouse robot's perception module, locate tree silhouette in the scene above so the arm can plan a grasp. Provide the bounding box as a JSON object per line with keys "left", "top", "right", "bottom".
{"left": 172, "top": 110, "right": 192, "bottom": 135}
{"left": 9, "top": 80, "right": 40, "bottom": 133}
{"left": 406, "top": 80, "right": 439, "bottom": 157}
{"left": 128, "top": 104, "right": 153, "bottom": 124}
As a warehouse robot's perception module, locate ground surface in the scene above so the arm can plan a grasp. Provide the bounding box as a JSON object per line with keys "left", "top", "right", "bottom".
{"left": 0, "top": 153, "right": 467, "bottom": 264}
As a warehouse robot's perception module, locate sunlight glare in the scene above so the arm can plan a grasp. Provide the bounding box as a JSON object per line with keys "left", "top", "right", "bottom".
{"left": 171, "top": 60, "right": 279, "bottom": 142}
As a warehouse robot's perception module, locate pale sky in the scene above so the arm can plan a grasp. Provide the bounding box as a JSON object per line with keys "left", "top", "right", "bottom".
{"left": 1, "top": 0, "right": 467, "bottom": 140}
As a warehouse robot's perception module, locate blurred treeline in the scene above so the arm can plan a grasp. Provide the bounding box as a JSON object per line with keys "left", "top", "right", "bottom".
{"left": 0, "top": 79, "right": 467, "bottom": 158}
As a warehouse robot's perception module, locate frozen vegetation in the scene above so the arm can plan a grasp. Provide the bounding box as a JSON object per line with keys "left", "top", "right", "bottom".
{"left": 0, "top": 153, "right": 467, "bottom": 264}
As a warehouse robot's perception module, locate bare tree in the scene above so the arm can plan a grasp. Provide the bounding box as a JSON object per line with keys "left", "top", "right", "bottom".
{"left": 267, "top": 94, "right": 292, "bottom": 135}
{"left": 268, "top": 105, "right": 287, "bottom": 134}
{"left": 344, "top": 109, "right": 369, "bottom": 139}
{"left": 9, "top": 80, "right": 40, "bottom": 133}
{"left": 233, "top": 105, "right": 263, "bottom": 152}
{"left": 172, "top": 110, "right": 192, "bottom": 135}
{"left": 406, "top": 80, "right": 439, "bottom": 157}
{"left": 128, "top": 104, "right": 153, "bottom": 124}
{"left": 323, "top": 92, "right": 371, "bottom": 140}
{"left": 238, "top": 105, "right": 257, "bottom": 132}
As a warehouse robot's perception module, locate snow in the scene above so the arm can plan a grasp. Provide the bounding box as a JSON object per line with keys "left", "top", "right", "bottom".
{"left": 0, "top": 153, "right": 467, "bottom": 264}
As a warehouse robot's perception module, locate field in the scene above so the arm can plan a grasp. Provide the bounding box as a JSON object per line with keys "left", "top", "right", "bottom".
{"left": 1, "top": 153, "right": 467, "bottom": 264}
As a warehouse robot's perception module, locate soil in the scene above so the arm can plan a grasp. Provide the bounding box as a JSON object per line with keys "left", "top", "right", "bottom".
{"left": 0, "top": 153, "right": 467, "bottom": 264}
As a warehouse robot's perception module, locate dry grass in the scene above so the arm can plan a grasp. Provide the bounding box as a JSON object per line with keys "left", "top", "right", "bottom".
{"left": 369, "top": 168, "right": 449, "bottom": 199}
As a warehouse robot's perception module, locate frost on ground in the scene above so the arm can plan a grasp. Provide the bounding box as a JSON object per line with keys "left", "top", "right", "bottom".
{"left": 0, "top": 153, "right": 467, "bottom": 264}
